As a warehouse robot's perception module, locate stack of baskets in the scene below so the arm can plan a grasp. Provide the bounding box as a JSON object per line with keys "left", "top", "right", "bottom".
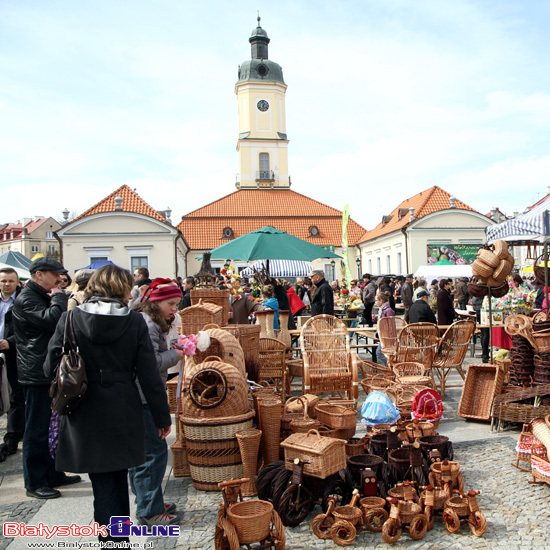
{"left": 223, "top": 324, "right": 261, "bottom": 381}
{"left": 533, "top": 352, "right": 550, "bottom": 385}
{"left": 179, "top": 354, "right": 254, "bottom": 491}
{"left": 509, "top": 335, "right": 534, "bottom": 386}
{"left": 190, "top": 288, "right": 230, "bottom": 325}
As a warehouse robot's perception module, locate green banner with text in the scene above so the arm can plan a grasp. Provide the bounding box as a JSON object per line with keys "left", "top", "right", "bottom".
{"left": 427, "top": 244, "right": 481, "bottom": 265}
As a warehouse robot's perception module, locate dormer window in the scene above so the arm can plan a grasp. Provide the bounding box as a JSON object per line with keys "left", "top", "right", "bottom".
{"left": 308, "top": 225, "right": 320, "bottom": 237}
{"left": 222, "top": 227, "right": 234, "bottom": 240}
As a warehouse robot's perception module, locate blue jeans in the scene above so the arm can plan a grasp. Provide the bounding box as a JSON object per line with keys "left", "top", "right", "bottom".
{"left": 376, "top": 343, "right": 387, "bottom": 366}
{"left": 89, "top": 469, "right": 130, "bottom": 544}
{"left": 128, "top": 405, "right": 168, "bottom": 518}
{"left": 22, "top": 385, "right": 67, "bottom": 490}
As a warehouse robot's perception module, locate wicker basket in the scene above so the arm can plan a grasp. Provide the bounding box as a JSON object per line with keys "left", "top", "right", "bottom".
{"left": 192, "top": 326, "right": 246, "bottom": 376}
{"left": 223, "top": 324, "right": 261, "bottom": 381}
{"left": 361, "top": 374, "right": 395, "bottom": 394}
{"left": 333, "top": 503, "right": 363, "bottom": 526}
{"left": 419, "top": 487, "right": 447, "bottom": 510}
{"left": 405, "top": 421, "right": 436, "bottom": 442}
{"left": 345, "top": 436, "right": 369, "bottom": 456}
{"left": 445, "top": 495, "right": 469, "bottom": 517}
{"left": 430, "top": 460, "right": 461, "bottom": 486}
{"left": 532, "top": 329, "right": 550, "bottom": 353}
{"left": 227, "top": 500, "right": 273, "bottom": 544}
{"left": 491, "top": 384, "right": 550, "bottom": 424}
{"left": 281, "top": 396, "right": 307, "bottom": 433}
{"left": 281, "top": 429, "right": 347, "bottom": 479}
{"left": 347, "top": 454, "right": 384, "bottom": 479}
{"left": 417, "top": 435, "right": 449, "bottom": 460}
{"left": 399, "top": 501, "right": 424, "bottom": 524}
{"left": 166, "top": 377, "right": 178, "bottom": 414}
{"left": 190, "top": 288, "right": 230, "bottom": 325}
{"left": 315, "top": 403, "right": 357, "bottom": 430}
{"left": 258, "top": 398, "right": 282, "bottom": 466}
{"left": 180, "top": 410, "right": 254, "bottom": 490}
{"left": 458, "top": 364, "right": 504, "bottom": 421}
{"left": 290, "top": 407, "right": 321, "bottom": 434}
{"left": 179, "top": 300, "right": 223, "bottom": 336}
{"left": 468, "top": 281, "right": 489, "bottom": 298}
{"left": 171, "top": 436, "right": 191, "bottom": 477}
{"left": 533, "top": 254, "right": 549, "bottom": 286}
{"left": 286, "top": 394, "right": 320, "bottom": 418}
{"left": 181, "top": 359, "right": 249, "bottom": 419}
{"left": 236, "top": 428, "right": 262, "bottom": 496}
{"left": 387, "top": 485, "right": 419, "bottom": 503}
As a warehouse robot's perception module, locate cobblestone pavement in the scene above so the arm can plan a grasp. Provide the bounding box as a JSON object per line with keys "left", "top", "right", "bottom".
{"left": 1, "top": 355, "right": 549, "bottom": 549}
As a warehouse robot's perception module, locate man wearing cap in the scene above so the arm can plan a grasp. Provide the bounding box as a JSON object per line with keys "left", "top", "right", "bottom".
{"left": 401, "top": 274, "right": 414, "bottom": 322}
{"left": 12, "top": 257, "right": 80, "bottom": 499}
{"left": 408, "top": 290, "right": 437, "bottom": 324}
{"left": 308, "top": 269, "right": 334, "bottom": 317}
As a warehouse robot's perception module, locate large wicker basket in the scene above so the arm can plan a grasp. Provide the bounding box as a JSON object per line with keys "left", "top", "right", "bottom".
{"left": 190, "top": 288, "right": 230, "bottom": 325}
{"left": 281, "top": 429, "right": 346, "bottom": 479}
{"left": 191, "top": 326, "right": 246, "bottom": 376}
{"left": 181, "top": 359, "right": 249, "bottom": 419}
{"left": 222, "top": 324, "right": 261, "bottom": 381}
{"left": 179, "top": 299, "right": 223, "bottom": 336}
{"left": 458, "top": 364, "right": 504, "bottom": 421}
{"left": 180, "top": 410, "right": 254, "bottom": 491}
{"left": 314, "top": 403, "right": 357, "bottom": 430}
{"left": 227, "top": 500, "right": 273, "bottom": 544}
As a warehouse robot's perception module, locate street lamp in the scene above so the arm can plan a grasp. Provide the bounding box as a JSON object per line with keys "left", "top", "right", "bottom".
{"left": 330, "top": 259, "right": 336, "bottom": 279}
{"left": 356, "top": 256, "right": 361, "bottom": 278}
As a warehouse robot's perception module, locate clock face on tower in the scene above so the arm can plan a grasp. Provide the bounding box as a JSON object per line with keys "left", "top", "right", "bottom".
{"left": 257, "top": 100, "right": 269, "bottom": 112}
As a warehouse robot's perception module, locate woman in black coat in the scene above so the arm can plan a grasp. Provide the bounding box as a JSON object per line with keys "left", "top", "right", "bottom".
{"left": 436, "top": 278, "right": 456, "bottom": 326}
{"left": 44, "top": 265, "right": 171, "bottom": 545}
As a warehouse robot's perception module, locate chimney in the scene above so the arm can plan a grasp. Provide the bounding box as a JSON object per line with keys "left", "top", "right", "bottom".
{"left": 490, "top": 208, "right": 497, "bottom": 220}
{"left": 22, "top": 218, "right": 32, "bottom": 226}
{"left": 114, "top": 196, "right": 123, "bottom": 211}
{"left": 513, "top": 211, "right": 519, "bottom": 217}
{"left": 449, "top": 196, "right": 456, "bottom": 208}
{"left": 160, "top": 207, "right": 172, "bottom": 225}
{"left": 409, "top": 207, "right": 416, "bottom": 222}
{"left": 62, "top": 208, "right": 70, "bottom": 222}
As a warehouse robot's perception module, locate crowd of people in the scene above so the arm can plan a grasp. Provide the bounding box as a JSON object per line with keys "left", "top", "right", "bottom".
{"left": 0, "top": 257, "right": 540, "bottom": 545}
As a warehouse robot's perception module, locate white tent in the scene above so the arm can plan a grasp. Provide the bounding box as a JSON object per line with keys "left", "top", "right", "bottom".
{"left": 0, "top": 262, "right": 31, "bottom": 280}
{"left": 414, "top": 263, "right": 472, "bottom": 280}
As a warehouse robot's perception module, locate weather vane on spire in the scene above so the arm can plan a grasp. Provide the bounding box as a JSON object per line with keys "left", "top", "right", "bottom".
{"left": 257, "top": 11, "right": 261, "bottom": 26}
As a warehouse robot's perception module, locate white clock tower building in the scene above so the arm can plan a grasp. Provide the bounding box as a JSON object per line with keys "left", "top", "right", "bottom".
{"left": 235, "top": 17, "right": 290, "bottom": 189}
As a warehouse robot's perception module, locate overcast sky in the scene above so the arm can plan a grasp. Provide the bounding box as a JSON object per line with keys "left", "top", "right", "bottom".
{"left": 2, "top": 0, "right": 550, "bottom": 231}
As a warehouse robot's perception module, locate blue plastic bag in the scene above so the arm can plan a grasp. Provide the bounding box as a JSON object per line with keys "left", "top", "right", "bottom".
{"left": 361, "top": 391, "right": 401, "bottom": 426}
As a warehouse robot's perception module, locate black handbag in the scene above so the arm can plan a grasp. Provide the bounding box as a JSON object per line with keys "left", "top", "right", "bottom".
{"left": 50, "top": 310, "right": 88, "bottom": 415}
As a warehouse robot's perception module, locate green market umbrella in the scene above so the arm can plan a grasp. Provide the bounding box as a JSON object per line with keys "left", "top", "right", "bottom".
{"left": 210, "top": 226, "right": 341, "bottom": 263}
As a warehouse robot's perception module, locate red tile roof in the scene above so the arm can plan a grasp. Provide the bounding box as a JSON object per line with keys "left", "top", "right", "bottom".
{"left": 527, "top": 192, "right": 550, "bottom": 211}
{"left": 358, "top": 186, "right": 479, "bottom": 243}
{"left": 178, "top": 189, "right": 366, "bottom": 250}
{"left": 74, "top": 185, "right": 165, "bottom": 222}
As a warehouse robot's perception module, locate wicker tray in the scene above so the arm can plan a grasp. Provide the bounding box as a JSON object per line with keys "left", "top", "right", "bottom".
{"left": 458, "top": 364, "right": 504, "bottom": 421}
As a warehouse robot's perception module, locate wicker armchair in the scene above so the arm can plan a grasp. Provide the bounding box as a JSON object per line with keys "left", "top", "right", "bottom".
{"left": 432, "top": 320, "right": 475, "bottom": 397}
{"left": 394, "top": 323, "right": 439, "bottom": 387}
{"left": 300, "top": 314, "right": 359, "bottom": 400}
{"left": 257, "top": 337, "right": 288, "bottom": 402}
{"left": 377, "top": 316, "right": 407, "bottom": 365}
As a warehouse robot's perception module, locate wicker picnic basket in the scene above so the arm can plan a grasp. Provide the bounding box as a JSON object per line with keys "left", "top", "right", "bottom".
{"left": 180, "top": 410, "right": 254, "bottom": 491}
{"left": 171, "top": 435, "right": 191, "bottom": 477}
{"left": 458, "top": 364, "right": 504, "bottom": 421}
{"left": 190, "top": 288, "right": 230, "bottom": 325}
{"left": 227, "top": 500, "right": 273, "bottom": 544}
{"left": 179, "top": 299, "right": 223, "bottom": 336}
{"left": 222, "top": 324, "right": 261, "bottom": 381}
{"left": 181, "top": 358, "right": 249, "bottom": 419}
{"left": 314, "top": 403, "right": 357, "bottom": 430}
{"left": 191, "top": 325, "right": 246, "bottom": 376}
{"left": 281, "top": 429, "right": 347, "bottom": 479}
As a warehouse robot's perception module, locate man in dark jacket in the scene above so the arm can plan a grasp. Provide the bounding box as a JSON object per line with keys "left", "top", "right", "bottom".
{"left": 12, "top": 257, "right": 80, "bottom": 499}
{"left": 180, "top": 276, "right": 195, "bottom": 309}
{"left": 0, "top": 267, "right": 23, "bottom": 461}
{"left": 401, "top": 274, "right": 414, "bottom": 322}
{"left": 408, "top": 290, "right": 437, "bottom": 324}
{"left": 362, "top": 274, "right": 377, "bottom": 327}
{"left": 309, "top": 269, "right": 334, "bottom": 317}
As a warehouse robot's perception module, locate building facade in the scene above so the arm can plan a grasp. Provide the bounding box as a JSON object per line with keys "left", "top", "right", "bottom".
{"left": 0, "top": 217, "right": 62, "bottom": 259}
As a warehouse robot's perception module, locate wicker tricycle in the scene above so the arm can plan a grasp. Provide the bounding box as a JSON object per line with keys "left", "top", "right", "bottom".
{"left": 382, "top": 495, "right": 429, "bottom": 544}
{"left": 215, "top": 478, "right": 286, "bottom": 550}
{"left": 311, "top": 489, "right": 362, "bottom": 546}
{"left": 442, "top": 490, "right": 487, "bottom": 537}
{"left": 419, "top": 484, "right": 448, "bottom": 530}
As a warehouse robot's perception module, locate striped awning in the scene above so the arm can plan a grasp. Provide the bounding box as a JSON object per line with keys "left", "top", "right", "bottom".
{"left": 485, "top": 197, "right": 550, "bottom": 243}
{"left": 240, "top": 259, "right": 313, "bottom": 278}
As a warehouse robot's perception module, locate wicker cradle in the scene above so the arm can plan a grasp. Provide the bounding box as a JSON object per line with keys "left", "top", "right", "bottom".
{"left": 180, "top": 410, "right": 254, "bottom": 491}
{"left": 191, "top": 325, "right": 246, "bottom": 376}
{"left": 181, "top": 359, "right": 250, "bottom": 419}
{"left": 179, "top": 300, "right": 223, "bottom": 336}
{"left": 190, "top": 288, "right": 230, "bottom": 325}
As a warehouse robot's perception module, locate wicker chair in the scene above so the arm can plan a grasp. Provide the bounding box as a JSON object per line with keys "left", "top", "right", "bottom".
{"left": 300, "top": 314, "right": 359, "bottom": 400}
{"left": 258, "top": 337, "right": 288, "bottom": 402}
{"left": 377, "top": 316, "right": 407, "bottom": 365}
{"left": 394, "top": 323, "right": 439, "bottom": 388}
{"left": 432, "top": 320, "right": 475, "bottom": 397}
